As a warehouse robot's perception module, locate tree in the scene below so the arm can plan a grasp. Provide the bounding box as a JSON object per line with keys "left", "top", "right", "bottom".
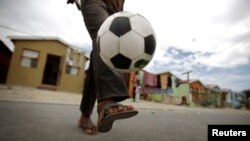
{"left": 242, "top": 89, "right": 250, "bottom": 99}
{"left": 242, "top": 89, "right": 250, "bottom": 110}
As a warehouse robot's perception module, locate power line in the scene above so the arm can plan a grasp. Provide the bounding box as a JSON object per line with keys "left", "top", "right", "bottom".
{"left": 0, "top": 24, "right": 31, "bottom": 35}
{"left": 0, "top": 24, "right": 92, "bottom": 53}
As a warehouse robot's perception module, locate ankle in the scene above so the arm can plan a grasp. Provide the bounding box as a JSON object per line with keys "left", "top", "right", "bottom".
{"left": 81, "top": 113, "right": 91, "bottom": 118}
{"left": 98, "top": 98, "right": 114, "bottom": 103}
{"left": 97, "top": 98, "right": 114, "bottom": 113}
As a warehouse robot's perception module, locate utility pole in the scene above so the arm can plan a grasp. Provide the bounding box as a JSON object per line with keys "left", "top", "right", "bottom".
{"left": 182, "top": 71, "right": 192, "bottom": 82}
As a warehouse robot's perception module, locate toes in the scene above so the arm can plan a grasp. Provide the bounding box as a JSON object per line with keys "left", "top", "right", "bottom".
{"left": 107, "top": 108, "right": 114, "bottom": 114}
{"left": 117, "top": 105, "right": 134, "bottom": 112}
{"left": 117, "top": 106, "right": 124, "bottom": 112}
{"left": 127, "top": 105, "right": 134, "bottom": 110}
{"left": 84, "top": 128, "right": 97, "bottom": 135}
{"left": 123, "top": 106, "right": 127, "bottom": 111}
{"left": 113, "top": 107, "right": 118, "bottom": 113}
{"left": 104, "top": 104, "right": 135, "bottom": 116}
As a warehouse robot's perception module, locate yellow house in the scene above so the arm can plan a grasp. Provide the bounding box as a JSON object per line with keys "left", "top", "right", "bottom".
{"left": 6, "top": 36, "right": 88, "bottom": 93}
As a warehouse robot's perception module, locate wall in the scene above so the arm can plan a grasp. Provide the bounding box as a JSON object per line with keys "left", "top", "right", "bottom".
{"left": 7, "top": 40, "right": 85, "bottom": 93}
{"left": 172, "top": 82, "right": 191, "bottom": 105}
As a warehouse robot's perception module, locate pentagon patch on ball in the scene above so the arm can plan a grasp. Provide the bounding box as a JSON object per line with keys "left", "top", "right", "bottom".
{"left": 97, "top": 11, "right": 156, "bottom": 72}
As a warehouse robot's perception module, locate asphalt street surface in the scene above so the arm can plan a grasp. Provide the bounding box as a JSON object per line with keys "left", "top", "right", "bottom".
{"left": 0, "top": 101, "right": 249, "bottom": 141}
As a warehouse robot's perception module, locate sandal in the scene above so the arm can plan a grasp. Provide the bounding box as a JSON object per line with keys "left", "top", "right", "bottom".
{"left": 97, "top": 103, "right": 138, "bottom": 133}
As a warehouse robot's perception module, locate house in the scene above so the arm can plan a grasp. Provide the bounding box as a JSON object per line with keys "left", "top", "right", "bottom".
{"left": 221, "top": 88, "right": 231, "bottom": 108}
{"left": 189, "top": 79, "right": 207, "bottom": 105}
{"left": 137, "top": 70, "right": 191, "bottom": 105}
{"left": 139, "top": 71, "right": 168, "bottom": 102}
{"left": 152, "top": 71, "right": 175, "bottom": 103}
{"left": 204, "top": 84, "right": 222, "bottom": 107}
{"left": 6, "top": 36, "right": 88, "bottom": 93}
{"left": 125, "top": 70, "right": 146, "bottom": 99}
{"left": 171, "top": 75, "right": 190, "bottom": 105}
{"left": 0, "top": 39, "right": 12, "bottom": 83}
{"left": 224, "top": 90, "right": 246, "bottom": 109}
{"left": 123, "top": 72, "right": 134, "bottom": 97}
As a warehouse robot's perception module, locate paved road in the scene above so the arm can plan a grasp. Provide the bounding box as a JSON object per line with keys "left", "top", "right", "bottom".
{"left": 0, "top": 101, "right": 249, "bottom": 141}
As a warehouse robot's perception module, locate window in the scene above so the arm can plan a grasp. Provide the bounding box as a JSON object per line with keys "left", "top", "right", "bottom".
{"left": 190, "top": 87, "right": 194, "bottom": 93}
{"left": 65, "top": 50, "right": 82, "bottom": 76}
{"left": 20, "top": 49, "right": 39, "bottom": 68}
{"left": 66, "top": 65, "right": 79, "bottom": 75}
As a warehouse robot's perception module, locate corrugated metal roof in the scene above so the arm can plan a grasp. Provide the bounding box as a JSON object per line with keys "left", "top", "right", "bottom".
{"left": 189, "top": 79, "right": 205, "bottom": 86}
{"left": 0, "top": 37, "right": 14, "bottom": 52}
{"left": 8, "top": 35, "right": 71, "bottom": 47}
{"left": 7, "top": 36, "right": 88, "bottom": 58}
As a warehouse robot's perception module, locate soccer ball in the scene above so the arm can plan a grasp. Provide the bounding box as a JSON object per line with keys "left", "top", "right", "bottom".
{"left": 97, "top": 11, "right": 156, "bottom": 72}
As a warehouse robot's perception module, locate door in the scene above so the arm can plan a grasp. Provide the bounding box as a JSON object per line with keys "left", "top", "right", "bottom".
{"left": 42, "top": 54, "right": 61, "bottom": 85}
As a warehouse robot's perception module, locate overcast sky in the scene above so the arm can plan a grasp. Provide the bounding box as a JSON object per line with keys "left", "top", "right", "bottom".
{"left": 0, "top": 0, "right": 249, "bottom": 91}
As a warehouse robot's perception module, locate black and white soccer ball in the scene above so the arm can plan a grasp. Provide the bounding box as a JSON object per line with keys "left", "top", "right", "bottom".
{"left": 97, "top": 11, "right": 156, "bottom": 72}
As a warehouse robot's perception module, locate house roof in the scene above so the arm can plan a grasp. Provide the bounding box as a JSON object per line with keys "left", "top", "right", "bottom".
{"left": 155, "top": 71, "right": 174, "bottom": 76}
{"left": 205, "top": 84, "right": 220, "bottom": 89}
{"left": 8, "top": 35, "right": 71, "bottom": 47}
{"left": 0, "top": 37, "right": 14, "bottom": 52}
{"left": 205, "top": 84, "right": 221, "bottom": 92}
{"left": 0, "top": 40, "right": 12, "bottom": 56}
{"left": 144, "top": 70, "right": 179, "bottom": 78}
{"left": 189, "top": 79, "right": 199, "bottom": 83}
{"left": 8, "top": 35, "right": 89, "bottom": 58}
{"left": 221, "top": 88, "right": 232, "bottom": 93}
{"left": 189, "top": 79, "right": 205, "bottom": 86}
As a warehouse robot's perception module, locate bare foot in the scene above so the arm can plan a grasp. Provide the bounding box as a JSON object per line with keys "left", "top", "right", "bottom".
{"left": 78, "top": 114, "right": 98, "bottom": 135}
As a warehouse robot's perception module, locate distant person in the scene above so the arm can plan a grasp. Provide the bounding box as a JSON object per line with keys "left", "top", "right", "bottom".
{"left": 134, "top": 71, "right": 141, "bottom": 102}
{"left": 67, "top": 0, "right": 138, "bottom": 135}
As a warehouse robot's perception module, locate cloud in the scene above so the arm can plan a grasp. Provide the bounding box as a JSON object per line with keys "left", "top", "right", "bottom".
{"left": 1, "top": 0, "right": 249, "bottom": 91}
{"left": 217, "top": 0, "right": 250, "bottom": 24}
{"left": 0, "top": 0, "right": 92, "bottom": 50}
{"left": 228, "top": 29, "right": 250, "bottom": 44}
{"left": 145, "top": 45, "right": 250, "bottom": 91}
{"left": 196, "top": 43, "right": 250, "bottom": 68}
{"left": 145, "top": 46, "right": 200, "bottom": 75}
{"left": 198, "top": 66, "right": 250, "bottom": 91}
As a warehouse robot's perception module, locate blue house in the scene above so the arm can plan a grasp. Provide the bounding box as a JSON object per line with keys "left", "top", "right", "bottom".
{"left": 226, "top": 90, "right": 246, "bottom": 109}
